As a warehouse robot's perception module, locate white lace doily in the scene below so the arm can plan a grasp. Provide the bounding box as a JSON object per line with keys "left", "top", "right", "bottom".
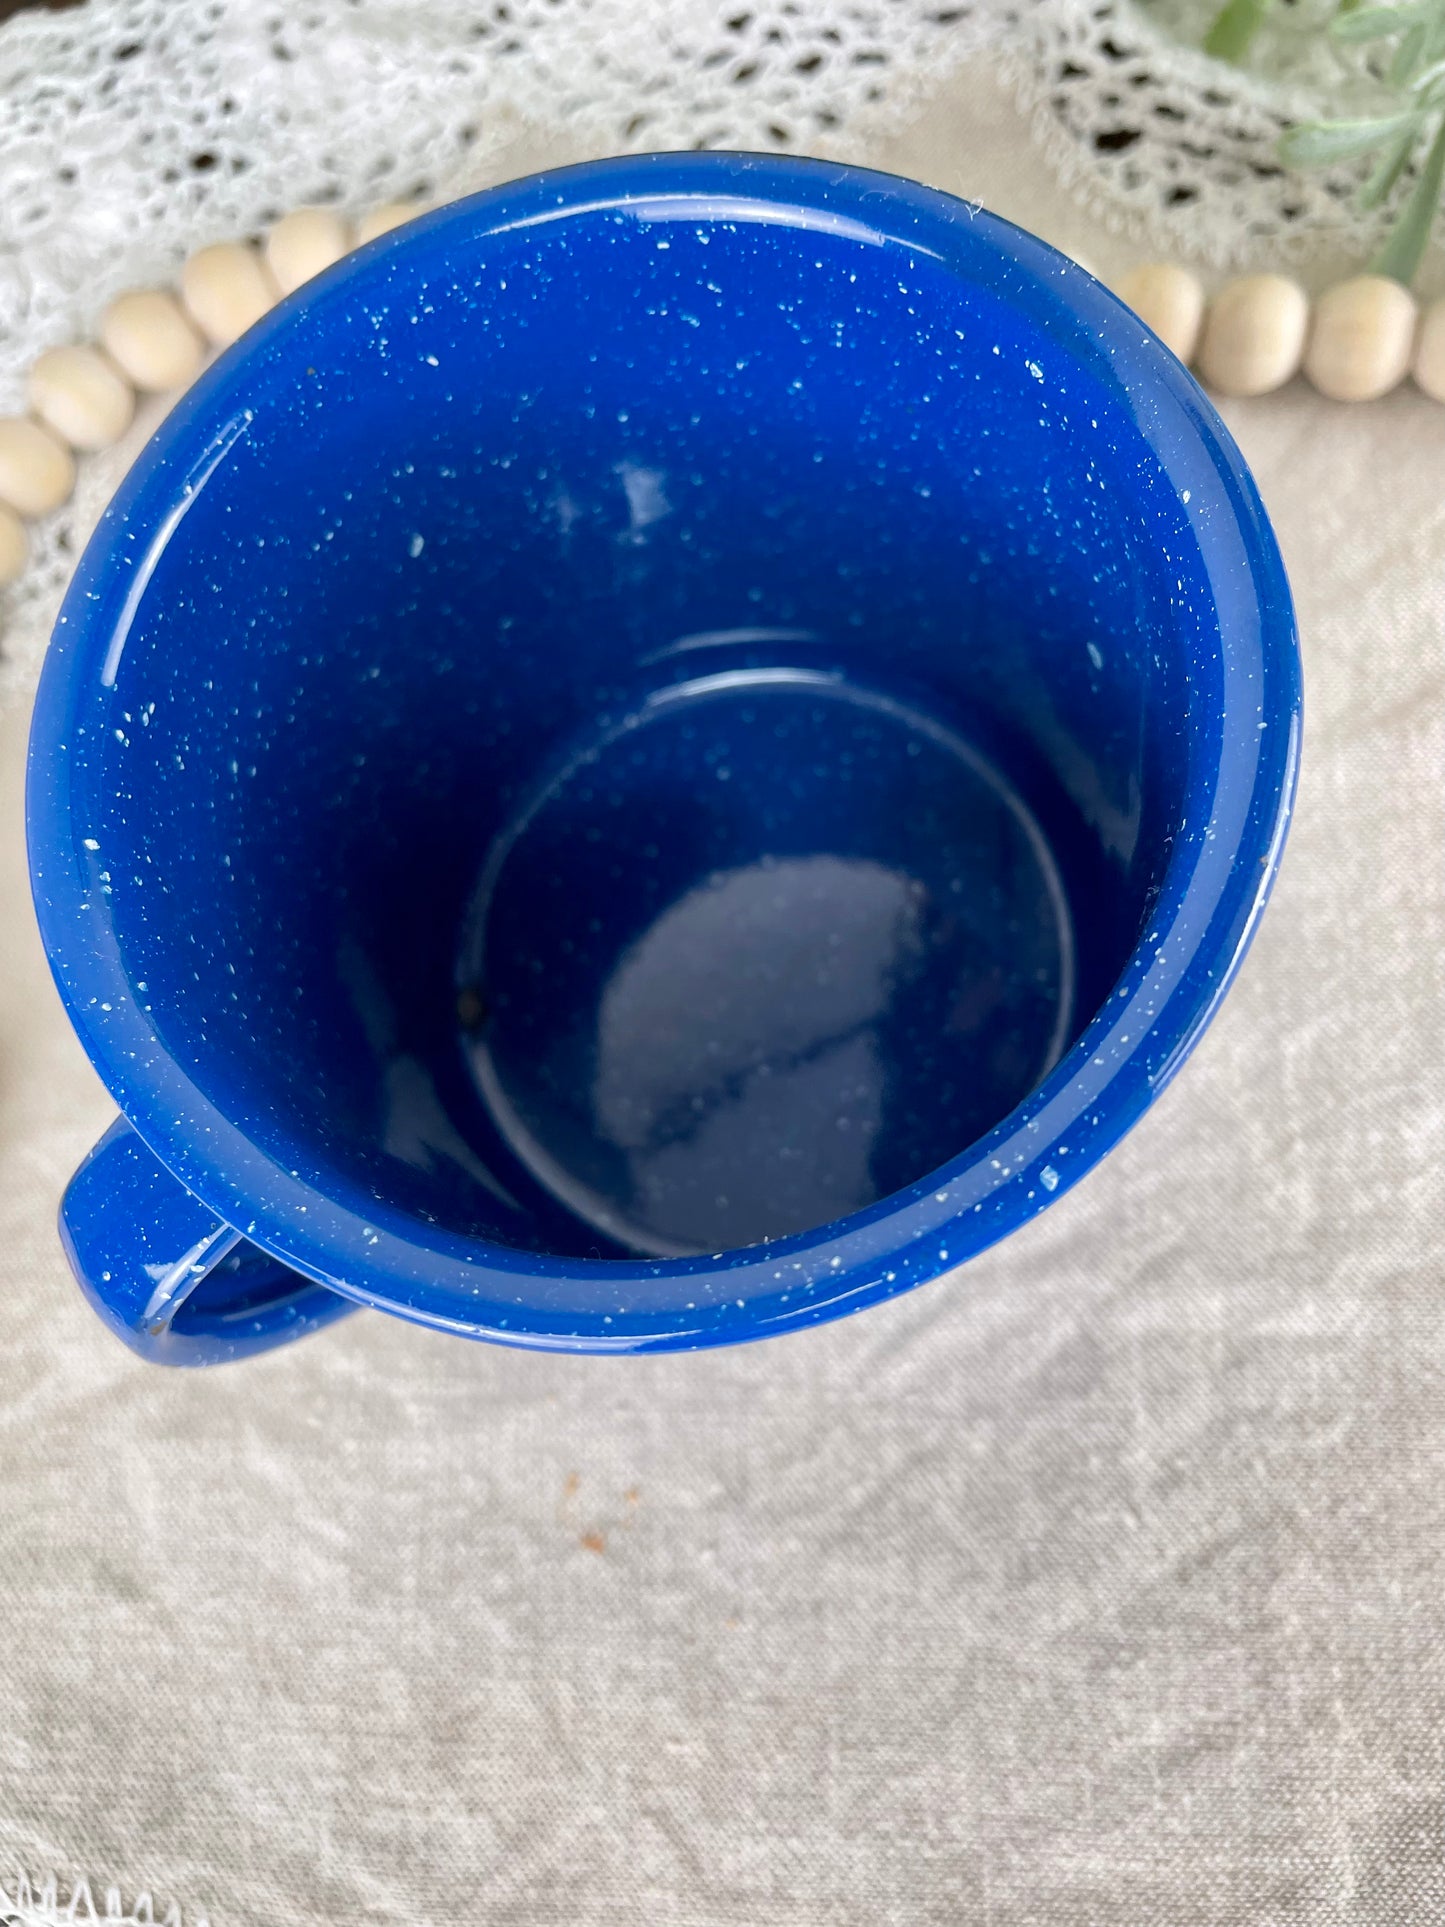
{"left": 1007, "top": 0, "right": 1403, "bottom": 264}
{"left": 0, "top": 1872, "right": 204, "bottom": 1927}
{"left": 0, "top": 0, "right": 1423, "bottom": 705}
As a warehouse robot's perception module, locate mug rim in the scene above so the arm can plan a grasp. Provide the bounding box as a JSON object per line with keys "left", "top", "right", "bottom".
{"left": 28, "top": 150, "right": 1301, "bottom": 1352}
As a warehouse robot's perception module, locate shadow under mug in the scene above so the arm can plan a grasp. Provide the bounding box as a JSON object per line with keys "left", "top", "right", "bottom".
{"left": 28, "top": 152, "right": 1300, "bottom": 1366}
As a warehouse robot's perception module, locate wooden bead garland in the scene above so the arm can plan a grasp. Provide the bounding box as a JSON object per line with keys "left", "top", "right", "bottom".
{"left": 181, "top": 242, "right": 279, "bottom": 348}
{"left": 1197, "top": 274, "right": 1310, "bottom": 398}
{"left": 0, "top": 190, "right": 1439, "bottom": 615}
{"left": 0, "top": 417, "right": 74, "bottom": 518}
{"left": 1305, "top": 275, "right": 1417, "bottom": 403}
{"left": 1411, "top": 298, "right": 1445, "bottom": 402}
{"left": 1116, "top": 263, "right": 1205, "bottom": 366}
{"left": 1119, "top": 261, "right": 1442, "bottom": 403}
{"left": 265, "top": 208, "right": 350, "bottom": 295}
{"left": 29, "top": 344, "right": 135, "bottom": 451}
{"left": 100, "top": 290, "right": 205, "bottom": 393}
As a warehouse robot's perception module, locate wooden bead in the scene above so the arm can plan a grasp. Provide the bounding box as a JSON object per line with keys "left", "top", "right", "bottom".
{"left": 181, "top": 242, "right": 278, "bottom": 348}
{"left": 28, "top": 345, "right": 135, "bottom": 452}
{"left": 1198, "top": 275, "right": 1309, "bottom": 397}
{"left": 1304, "top": 274, "right": 1416, "bottom": 402}
{"left": 355, "top": 201, "right": 421, "bottom": 245}
{"left": 99, "top": 289, "right": 205, "bottom": 393}
{"left": 0, "top": 502, "right": 27, "bottom": 585}
{"left": 0, "top": 417, "right": 74, "bottom": 517}
{"left": 265, "top": 207, "right": 351, "bottom": 294}
{"left": 1117, "top": 262, "right": 1205, "bottom": 365}
{"left": 1412, "top": 297, "right": 1445, "bottom": 402}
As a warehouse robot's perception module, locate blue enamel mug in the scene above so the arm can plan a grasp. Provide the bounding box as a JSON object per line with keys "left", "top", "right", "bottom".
{"left": 28, "top": 153, "right": 1299, "bottom": 1366}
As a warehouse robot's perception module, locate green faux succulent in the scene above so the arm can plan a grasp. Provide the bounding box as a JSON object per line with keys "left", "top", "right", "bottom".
{"left": 1205, "top": 0, "right": 1445, "bottom": 282}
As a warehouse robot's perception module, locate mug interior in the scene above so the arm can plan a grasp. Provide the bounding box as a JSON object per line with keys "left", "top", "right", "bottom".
{"left": 58, "top": 164, "right": 1216, "bottom": 1274}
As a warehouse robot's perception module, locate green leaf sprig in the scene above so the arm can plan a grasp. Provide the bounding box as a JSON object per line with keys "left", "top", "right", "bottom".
{"left": 1205, "top": 0, "right": 1445, "bottom": 283}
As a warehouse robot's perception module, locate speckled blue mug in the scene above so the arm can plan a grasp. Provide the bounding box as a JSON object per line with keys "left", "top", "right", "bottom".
{"left": 29, "top": 152, "right": 1299, "bottom": 1366}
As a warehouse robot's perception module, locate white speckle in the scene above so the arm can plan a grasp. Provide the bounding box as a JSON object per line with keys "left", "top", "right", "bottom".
{"left": 1182, "top": 489, "right": 1192, "bottom": 503}
{"left": 83, "top": 837, "right": 99, "bottom": 851}
{"left": 616, "top": 460, "right": 671, "bottom": 532}
{"left": 409, "top": 532, "right": 425, "bottom": 558}
{"left": 1026, "top": 360, "right": 1044, "bottom": 381}
{"left": 1040, "top": 1165, "right": 1060, "bottom": 1192}
{"left": 424, "top": 354, "right": 439, "bottom": 366}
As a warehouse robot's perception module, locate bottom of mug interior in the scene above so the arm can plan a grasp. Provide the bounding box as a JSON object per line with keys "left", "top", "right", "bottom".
{"left": 427, "top": 642, "right": 1109, "bottom": 1261}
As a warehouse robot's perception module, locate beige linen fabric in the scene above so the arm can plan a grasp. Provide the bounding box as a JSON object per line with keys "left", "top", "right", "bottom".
{"left": 3, "top": 61, "right": 1445, "bottom": 1927}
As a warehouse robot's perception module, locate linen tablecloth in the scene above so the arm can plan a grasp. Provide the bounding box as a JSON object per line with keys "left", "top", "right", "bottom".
{"left": 3, "top": 57, "right": 1444, "bottom": 1927}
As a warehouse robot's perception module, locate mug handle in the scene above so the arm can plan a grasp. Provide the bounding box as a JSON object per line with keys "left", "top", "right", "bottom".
{"left": 60, "top": 1118, "right": 359, "bottom": 1366}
